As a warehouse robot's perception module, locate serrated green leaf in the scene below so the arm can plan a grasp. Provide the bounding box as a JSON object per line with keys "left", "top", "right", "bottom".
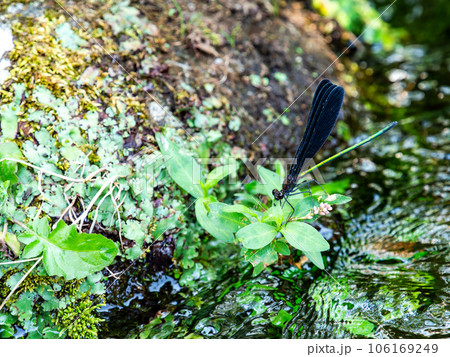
{"left": 6, "top": 272, "right": 22, "bottom": 289}
{"left": 281, "top": 222, "right": 329, "bottom": 252}
{"left": 0, "top": 143, "right": 22, "bottom": 184}
{"left": 303, "top": 250, "right": 325, "bottom": 269}
{"left": 257, "top": 166, "right": 283, "bottom": 200}
{"left": 155, "top": 133, "right": 204, "bottom": 198}
{"left": 10, "top": 292, "right": 34, "bottom": 322}
{"left": 18, "top": 220, "right": 118, "bottom": 280}
{"left": 123, "top": 220, "right": 146, "bottom": 246}
{"left": 0, "top": 324, "right": 15, "bottom": 338}
{"left": 236, "top": 222, "right": 277, "bottom": 249}
{"left": 0, "top": 142, "right": 23, "bottom": 160}
{"left": 0, "top": 161, "right": 18, "bottom": 184}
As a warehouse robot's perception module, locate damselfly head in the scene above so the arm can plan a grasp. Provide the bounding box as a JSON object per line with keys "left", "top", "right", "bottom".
{"left": 272, "top": 189, "right": 284, "bottom": 200}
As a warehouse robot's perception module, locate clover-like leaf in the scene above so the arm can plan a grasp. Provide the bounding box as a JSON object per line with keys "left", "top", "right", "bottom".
{"left": 281, "top": 221, "right": 329, "bottom": 252}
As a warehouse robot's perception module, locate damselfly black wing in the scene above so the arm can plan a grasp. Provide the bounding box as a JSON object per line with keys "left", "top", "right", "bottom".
{"left": 283, "top": 80, "right": 345, "bottom": 193}
{"left": 291, "top": 79, "right": 333, "bottom": 164}
{"left": 272, "top": 78, "right": 396, "bottom": 225}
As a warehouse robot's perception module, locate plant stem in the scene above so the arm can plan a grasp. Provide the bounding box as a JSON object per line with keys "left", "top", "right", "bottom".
{"left": 172, "top": 0, "right": 185, "bottom": 38}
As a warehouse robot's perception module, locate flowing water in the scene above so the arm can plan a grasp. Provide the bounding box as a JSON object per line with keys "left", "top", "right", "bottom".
{"left": 101, "top": 2, "right": 449, "bottom": 338}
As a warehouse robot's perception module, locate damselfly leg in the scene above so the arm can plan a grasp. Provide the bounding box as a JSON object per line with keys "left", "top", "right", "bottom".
{"left": 281, "top": 182, "right": 313, "bottom": 224}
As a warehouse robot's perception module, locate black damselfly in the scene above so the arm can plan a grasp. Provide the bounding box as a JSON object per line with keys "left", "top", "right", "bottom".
{"left": 272, "top": 78, "right": 397, "bottom": 221}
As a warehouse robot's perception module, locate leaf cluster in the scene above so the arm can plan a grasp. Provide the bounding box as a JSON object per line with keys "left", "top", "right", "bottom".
{"left": 156, "top": 132, "right": 352, "bottom": 274}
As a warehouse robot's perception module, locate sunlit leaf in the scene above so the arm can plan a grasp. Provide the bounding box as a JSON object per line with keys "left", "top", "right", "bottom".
{"left": 303, "top": 250, "right": 325, "bottom": 269}
{"left": 236, "top": 222, "right": 277, "bottom": 249}
{"left": 18, "top": 219, "right": 118, "bottom": 280}
{"left": 281, "top": 221, "right": 329, "bottom": 252}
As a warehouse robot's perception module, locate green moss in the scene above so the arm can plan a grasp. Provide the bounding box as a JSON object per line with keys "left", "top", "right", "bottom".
{"left": 55, "top": 292, "right": 104, "bottom": 339}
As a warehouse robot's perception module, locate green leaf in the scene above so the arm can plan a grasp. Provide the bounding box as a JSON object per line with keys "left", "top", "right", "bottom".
{"left": 0, "top": 161, "right": 18, "bottom": 184}
{"left": 270, "top": 310, "right": 293, "bottom": 327}
{"left": 282, "top": 195, "right": 318, "bottom": 220}
{"left": 257, "top": 166, "right": 283, "bottom": 200}
{"left": 234, "top": 192, "right": 267, "bottom": 210}
{"left": 18, "top": 220, "right": 118, "bottom": 280}
{"left": 222, "top": 204, "right": 261, "bottom": 220}
{"left": 244, "top": 243, "right": 278, "bottom": 267}
{"left": 152, "top": 214, "right": 179, "bottom": 240}
{"left": 281, "top": 222, "right": 329, "bottom": 252}
{"left": 0, "top": 142, "right": 23, "bottom": 175}
{"left": 346, "top": 319, "right": 375, "bottom": 337}
{"left": 10, "top": 292, "right": 34, "bottom": 322}
{"left": 0, "top": 104, "right": 19, "bottom": 139}
{"left": 261, "top": 204, "right": 284, "bottom": 227}
{"left": 252, "top": 262, "right": 265, "bottom": 276}
{"left": 22, "top": 239, "right": 44, "bottom": 258}
{"left": 236, "top": 222, "right": 277, "bottom": 249}
{"left": 244, "top": 180, "right": 267, "bottom": 196}
{"left": 4, "top": 232, "right": 21, "bottom": 256}
{"left": 195, "top": 199, "right": 248, "bottom": 243}
{"left": 123, "top": 220, "right": 146, "bottom": 246}
{"left": 274, "top": 240, "right": 290, "bottom": 255}
{"left": 0, "top": 142, "right": 22, "bottom": 184}
{"left": 290, "top": 196, "right": 316, "bottom": 217}
{"left": 155, "top": 132, "right": 204, "bottom": 198}
{"left": 204, "top": 161, "right": 238, "bottom": 190}
{"left": 0, "top": 142, "right": 23, "bottom": 160}
{"left": 303, "top": 250, "right": 325, "bottom": 269}
{"left": 323, "top": 194, "right": 352, "bottom": 205}
{"left": 314, "top": 178, "right": 350, "bottom": 194}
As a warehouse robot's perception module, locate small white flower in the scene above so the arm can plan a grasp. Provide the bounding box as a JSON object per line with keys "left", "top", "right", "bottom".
{"left": 325, "top": 194, "right": 337, "bottom": 202}
{"left": 301, "top": 212, "right": 314, "bottom": 220}
{"left": 313, "top": 202, "right": 333, "bottom": 216}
